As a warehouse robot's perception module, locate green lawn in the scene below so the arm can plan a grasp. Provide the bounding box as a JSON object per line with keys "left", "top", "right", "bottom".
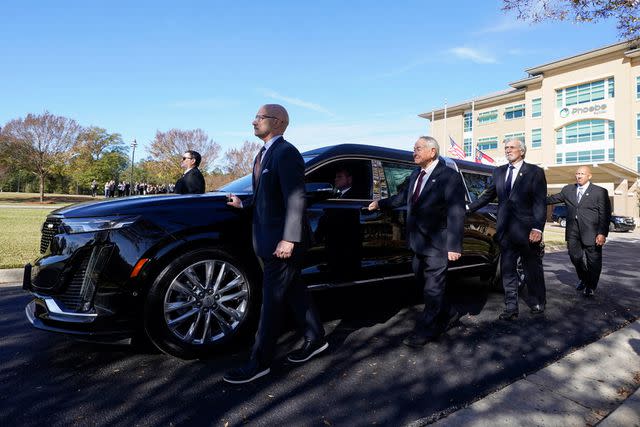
{"left": 0, "top": 208, "right": 54, "bottom": 268}
{"left": 0, "top": 191, "right": 97, "bottom": 205}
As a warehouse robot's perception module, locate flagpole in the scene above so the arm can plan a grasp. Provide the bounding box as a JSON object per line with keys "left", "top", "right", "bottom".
{"left": 470, "top": 99, "right": 475, "bottom": 161}
{"left": 443, "top": 99, "right": 447, "bottom": 145}
{"left": 431, "top": 109, "right": 435, "bottom": 136}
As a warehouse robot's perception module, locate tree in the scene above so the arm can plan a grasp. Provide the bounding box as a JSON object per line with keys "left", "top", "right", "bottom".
{"left": 1, "top": 111, "right": 81, "bottom": 201}
{"left": 503, "top": 0, "right": 640, "bottom": 41}
{"left": 70, "top": 127, "right": 128, "bottom": 191}
{"left": 223, "top": 140, "right": 262, "bottom": 178}
{"left": 147, "top": 129, "right": 221, "bottom": 183}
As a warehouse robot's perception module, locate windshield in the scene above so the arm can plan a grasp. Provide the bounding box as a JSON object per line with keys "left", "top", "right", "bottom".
{"left": 217, "top": 154, "right": 318, "bottom": 193}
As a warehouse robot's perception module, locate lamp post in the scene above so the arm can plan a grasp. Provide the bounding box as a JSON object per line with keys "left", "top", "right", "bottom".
{"left": 130, "top": 139, "right": 137, "bottom": 194}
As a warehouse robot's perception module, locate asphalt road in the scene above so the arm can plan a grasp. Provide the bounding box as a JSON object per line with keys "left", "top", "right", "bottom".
{"left": 1, "top": 232, "right": 639, "bottom": 427}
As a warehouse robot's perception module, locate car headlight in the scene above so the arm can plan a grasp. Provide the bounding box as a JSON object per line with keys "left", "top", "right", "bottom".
{"left": 613, "top": 217, "right": 624, "bottom": 223}
{"left": 62, "top": 216, "right": 139, "bottom": 234}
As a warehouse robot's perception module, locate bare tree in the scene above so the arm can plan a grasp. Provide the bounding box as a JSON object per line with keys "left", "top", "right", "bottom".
{"left": 224, "top": 140, "right": 262, "bottom": 178}
{"left": 1, "top": 111, "right": 81, "bottom": 201}
{"left": 503, "top": 0, "right": 640, "bottom": 41}
{"left": 148, "top": 129, "right": 221, "bottom": 182}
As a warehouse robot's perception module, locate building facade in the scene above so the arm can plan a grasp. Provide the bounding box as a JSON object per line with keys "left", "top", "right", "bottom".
{"left": 422, "top": 41, "right": 640, "bottom": 218}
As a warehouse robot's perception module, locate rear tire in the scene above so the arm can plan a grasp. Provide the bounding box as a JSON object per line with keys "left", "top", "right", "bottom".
{"left": 144, "top": 248, "right": 260, "bottom": 359}
{"left": 560, "top": 218, "right": 566, "bottom": 228}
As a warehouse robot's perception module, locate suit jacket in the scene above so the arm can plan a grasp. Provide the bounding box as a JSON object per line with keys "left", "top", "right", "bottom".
{"left": 547, "top": 183, "right": 611, "bottom": 244}
{"left": 469, "top": 161, "right": 547, "bottom": 245}
{"left": 379, "top": 158, "right": 465, "bottom": 256}
{"left": 174, "top": 167, "right": 205, "bottom": 194}
{"left": 245, "top": 137, "right": 309, "bottom": 258}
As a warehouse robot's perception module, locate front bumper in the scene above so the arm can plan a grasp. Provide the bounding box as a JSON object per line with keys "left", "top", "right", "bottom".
{"left": 611, "top": 221, "right": 636, "bottom": 232}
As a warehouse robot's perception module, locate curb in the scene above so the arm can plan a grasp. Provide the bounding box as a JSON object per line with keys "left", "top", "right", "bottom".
{"left": 0, "top": 268, "right": 23, "bottom": 285}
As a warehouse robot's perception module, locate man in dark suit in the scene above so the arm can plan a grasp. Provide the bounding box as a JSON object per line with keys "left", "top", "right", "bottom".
{"left": 368, "top": 136, "right": 465, "bottom": 347}
{"left": 468, "top": 138, "right": 547, "bottom": 320}
{"left": 174, "top": 150, "right": 205, "bottom": 194}
{"left": 223, "top": 104, "right": 326, "bottom": 384}
{"left": 334, "top": 167, "right": 353, "bottom": 198}
{"left": 547, "top": 166, "right": 611, "bottom": 297}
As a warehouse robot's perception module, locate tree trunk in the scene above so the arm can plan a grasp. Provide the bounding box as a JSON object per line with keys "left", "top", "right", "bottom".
{"left": 39, "top": 174, "right": 45, "bottom": 203}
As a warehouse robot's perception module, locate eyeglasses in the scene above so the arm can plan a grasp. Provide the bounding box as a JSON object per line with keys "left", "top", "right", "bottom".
{"left": 254, "top": 114, "right": 280, "bottom": 121}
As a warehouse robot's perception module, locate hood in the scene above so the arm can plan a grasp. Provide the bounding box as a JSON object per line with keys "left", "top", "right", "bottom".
{"left": 51, "top": 192, "right": 231, "bottom": 218}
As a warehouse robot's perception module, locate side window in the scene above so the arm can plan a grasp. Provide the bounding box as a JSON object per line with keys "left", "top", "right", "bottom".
{"left": 305, "top": 159, "right": 373, "bottom": 200}
{"left": 380, "top": 161, "right": 415, "bottom": 197}
{"left": 462, "top": 171, "right": 496, "bottom": 203}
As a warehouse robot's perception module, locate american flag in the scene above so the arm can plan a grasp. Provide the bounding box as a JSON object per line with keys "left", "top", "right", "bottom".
{"left": 475, "top": 148, "right": 495, "bottom": 165}
{"left": 448, "top": 137, "right": 466, "bottom": 159}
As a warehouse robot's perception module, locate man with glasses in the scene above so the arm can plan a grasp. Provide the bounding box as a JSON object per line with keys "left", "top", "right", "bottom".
{"left": 224, "top": 104, "right": 326, "bottom": 384}
{"left": 174, "top": 150, "right": 205, "bottom": 194}
{"left": 468, "top": 138, "right": 547, "bottom": 320}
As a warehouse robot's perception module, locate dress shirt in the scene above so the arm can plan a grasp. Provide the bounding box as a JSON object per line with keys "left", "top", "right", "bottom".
{"left": 505, "top": 159, "right": 524, "bottom": 189}
{"left": 412, "top": 159, "right": 439, "bottom": 196}
{"left": 577, "top": 182, "right": 590, "bottom": 201}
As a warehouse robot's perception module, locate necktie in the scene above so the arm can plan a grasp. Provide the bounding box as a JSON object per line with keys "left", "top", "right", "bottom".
{"left": 504, "top": 165, "right": 515, "bottom": 199}
{"left": 411, "top": 170, "right": 426, "bottom": 204}
{"left": 253, "top": 146, "right": 266, "bottom": 187}
{"left": 577, "top": 187, "right": 584, "bottom": 203}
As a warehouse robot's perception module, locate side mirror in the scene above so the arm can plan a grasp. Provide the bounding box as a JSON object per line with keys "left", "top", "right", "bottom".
{"left": 305, "top": 182, "right": 336, "bottom": 203}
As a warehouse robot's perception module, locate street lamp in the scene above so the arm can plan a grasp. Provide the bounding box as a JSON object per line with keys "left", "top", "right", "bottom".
{"left": 130, "top": 139, "right": 137, "bottom": 195}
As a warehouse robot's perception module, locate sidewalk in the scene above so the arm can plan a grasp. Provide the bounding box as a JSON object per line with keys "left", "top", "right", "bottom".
{"left": 0, "top": 268, "right": 22, "bottom": 285}
{"left": 412, "top": 319, "right": 640, "bottom": 426}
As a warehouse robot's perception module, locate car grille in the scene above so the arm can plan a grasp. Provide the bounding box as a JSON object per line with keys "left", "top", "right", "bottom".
{"left": 58, "top": 255, "right": 90, "bottom": 311}
{"left": 40, "top": 217, "right": 62, "bottom": 253}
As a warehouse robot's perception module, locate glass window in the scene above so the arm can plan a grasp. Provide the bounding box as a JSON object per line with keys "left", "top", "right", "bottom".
{"left": 560, "top": 120, "right": 609, "bottom": 144}
{"left": 461, "top": 172, "right": 496, "bottom": 203}
{"left": 531, "top": 128, "right": 542, "bottom": 148}
{"left": 556, "top": 129, "right": 563, "bottom": 145}
{"left": 532, "top": 98, "right": 541, "bottom": 118}
{"left": 381, "top": 162, "right": 414, "bottom": 197}
{"left": 637, "top": 157, "right": 640, "bottom": 173}
{"left": 504, "top": 132, "right": 525, "bottom": 144}
{"left": 504, "top": 104, "right": 525, "bottom": 120}
{"left": 463, "top": 138, "right": 472, "bottom": 157}
{"left": 556, "top": 153, "right": 563, "bottom": 164}
{"left": 592, "top": 149, "right": 605, "bottom": 162}
{"left": 566, "top": 123, "right": 578, "bottom": 144}
{"left": 478, "top": 110, "right": 498, "bottom": 124}
{"left": 608, "top": 77, "right": 614, "bottom": 98}
{"left": 463, "top": 112, "right": 473, "bottom": 132}
{"left": 637, "top": 113, "right": 640, "bottom": 137}
{"left": 608, "top": 148, "right": 615, "bottom": 161}
{"left": 578, "top": 151, "right": 591, "bottom": 162}
{"left": 565, "top": 152, "right": 578, "bottom": 163}
{"left": 637, "top": 77, "right": 640, "bottom": 100}
{"left": 609, "top": 121, "right": 615, "bottom": 140}
{"left": 477, "top": 137, "right": 498, "bottom": 150}
{"left": 556, "top": 90, "right": 563, "bottom": 108}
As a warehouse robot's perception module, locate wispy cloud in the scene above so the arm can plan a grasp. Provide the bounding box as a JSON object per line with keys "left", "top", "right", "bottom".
{"left": 474, "top": 17, "right": 530, "bottom": 35}
{"left": 370, "top": 57, "right": 435, "bottom": 79}
{"left": 258, "top": 89, "right": 336, "bottom": 117}
{"left": 448, "top": 47, "right": 497, "bottom": 64}
{"left": 168, "top": 98, "right": 237, "bottom": 109}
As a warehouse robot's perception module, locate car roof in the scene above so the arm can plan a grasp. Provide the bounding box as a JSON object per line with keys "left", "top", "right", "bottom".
{"left": 302, "top": 143, "right": 495, "bottom": 173}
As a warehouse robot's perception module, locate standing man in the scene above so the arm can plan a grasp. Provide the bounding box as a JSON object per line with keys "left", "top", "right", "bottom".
{"left": 224, "top": 104, "right": 326, "bottom": 384}
{"left": 468, "top": 138, "right": 547, "bottom": 320}
{"left": 90, "top": 179, "right": 97, "bottom": 197}
{"left": 368, "top": 136, "right": 465, "bottom": 347}
{"left": 547, "top": 166, "right": 611, "bottom": 297}
{"left": 174, "top": 150, "right": 205, "bottom": 194}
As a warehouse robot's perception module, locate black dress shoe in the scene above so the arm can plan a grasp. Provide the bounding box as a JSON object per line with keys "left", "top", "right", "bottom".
{"left": 575, "top": 281, "right": 586, "bottom": 291}
{"left": 530, "top": 304, "right": 545, "bottom": 315}
{"left": 223, "top": 359, "right": 270, "bottom": 384}
{"left": 287, "top": 339, "right": 329, "bottom": 363}
{"left": 498, "top": 310, "right": 519, "bottom": 321}
{"left": 583, "top": 288, "right": 595, "bottom": 297}
{"left": 402, "top": 333, "right": 437, "bottom": 348}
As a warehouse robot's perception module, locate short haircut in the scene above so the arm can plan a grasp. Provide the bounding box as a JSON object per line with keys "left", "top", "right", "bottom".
{"left": 335, "top": 167, "right": 352, "bottom": 177}
{"left": 503, "top": 138, "right": 527, "bottom": 158}
{"left": 185, "top": 150, "right": 202, "bottom": 167}
{"left": 418, "top": 136, "right": 440, "bottom": 156}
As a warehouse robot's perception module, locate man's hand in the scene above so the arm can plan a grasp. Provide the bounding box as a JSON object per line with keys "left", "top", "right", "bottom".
{"left": 595, "top": 234, "right": 606, "bottom": 246}
{"left": 273, "top": 240, "right": 294, "bottom": 259}
{"left": 448, "top": 252, "right": 461, "bottom": 261}
{"left": 226, "top": 194, "right": 242, "bottom": 208}
{"left": 529, "top": 230, "right": 542, "bottom": 243}
{"left": 367, "top": 200, "right": 379, "bottom": 211}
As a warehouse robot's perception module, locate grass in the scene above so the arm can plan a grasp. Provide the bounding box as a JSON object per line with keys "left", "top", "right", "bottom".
{"left": 0, "top": 207, "right": 55, "bottom": 268}
{"left": 0, "top": 191, "right": 98, "bottom": 205}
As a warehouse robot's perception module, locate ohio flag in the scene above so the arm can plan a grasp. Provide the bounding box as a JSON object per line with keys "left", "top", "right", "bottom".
{"left": 475, "top": 148, "right": 495, "bottom": 165}
{"left": 448, "top": 137, "right": 466, "bottom": 159}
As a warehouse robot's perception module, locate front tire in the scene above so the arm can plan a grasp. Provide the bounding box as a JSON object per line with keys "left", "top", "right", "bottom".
{"left": 144, "top": 248, "right": 260, "bottom": 359}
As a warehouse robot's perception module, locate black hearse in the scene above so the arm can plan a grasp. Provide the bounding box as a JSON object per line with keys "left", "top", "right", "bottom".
{"left": 24, "top": 144, "right": 499, "bottom": 359}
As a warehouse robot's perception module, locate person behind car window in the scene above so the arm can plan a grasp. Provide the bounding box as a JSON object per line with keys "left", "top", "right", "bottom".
{"left": 174, "top": 150, "right": 205, "bottom": 194}
{"left": 368, "top": 136, "right": 465, "bottom": 347}
{"left": 546, "top": 166, "right": 611, "bottom": 297}
{"left": 334, "top": 167, "right": 353, "bottom": 198}
{"left": 224, "top": 104, "right": 327, "bottom": 384}
{"left": 468, "top": 138, "right": 547, "bottom": 320}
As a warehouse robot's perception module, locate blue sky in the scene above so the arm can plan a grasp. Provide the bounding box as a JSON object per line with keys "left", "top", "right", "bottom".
{"left": 1, "top": 1, "right": 620, "bottom": 163}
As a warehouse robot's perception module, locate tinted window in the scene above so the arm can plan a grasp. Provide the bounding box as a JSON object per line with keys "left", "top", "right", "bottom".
{"left": 381, "top": 162, "right": 414, "bottom": 197}
{"left": 462, "top": 171, "right": 495, "bottom": 203}
{"left": 305, "top": 159, "right": 373, "bottom": 199}
{"left": 219, "top": 174, "right": 252, "bottom": 192}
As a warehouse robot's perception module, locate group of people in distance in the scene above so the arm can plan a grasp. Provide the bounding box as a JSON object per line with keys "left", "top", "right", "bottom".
{"left": 174, "top": 103, "right": 612, "bottom": 385}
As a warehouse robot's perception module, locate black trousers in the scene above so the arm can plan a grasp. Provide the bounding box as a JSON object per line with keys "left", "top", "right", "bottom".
{"left": 412, "top": 253, "right": 452, "bottom": 338}
{"left": 251, "top": 251, "right": 324, "bottom": 365}
{"left": 500, "top": 240, "right": 546, "bottom": 311}
{"left": 567, "top": 237, "right": 603, "bottom": 291}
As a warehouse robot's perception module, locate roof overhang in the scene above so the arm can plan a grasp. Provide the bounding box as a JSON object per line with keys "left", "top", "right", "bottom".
{"left": 419, "top": 89, "right": 525, "bottom": 120}
{"left": 543, "top": 162, "right": 639, "bottom": 186}
{"left": 509, "top": 74, "right": 543, "bottom": 89}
